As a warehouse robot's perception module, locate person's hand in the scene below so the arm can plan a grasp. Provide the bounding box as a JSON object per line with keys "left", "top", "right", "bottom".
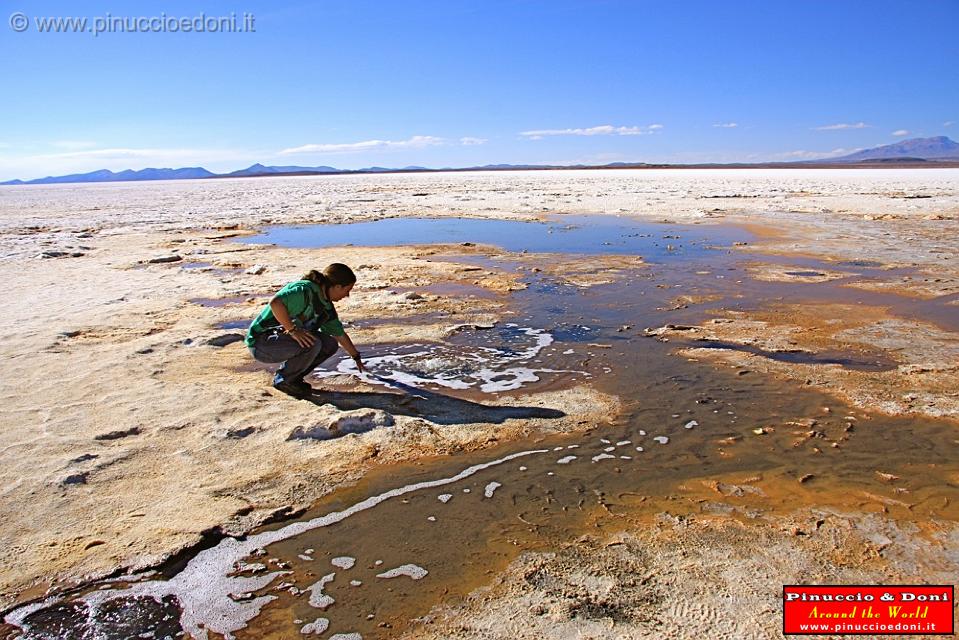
{"left": 352, "top": 353, "right": 365, "bottom": 373}
{"left": 288, "top": 327, "right": 316, "bottom": 348}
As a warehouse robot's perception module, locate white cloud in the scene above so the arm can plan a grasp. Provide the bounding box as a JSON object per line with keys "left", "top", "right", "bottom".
{"left": 772, "top": 148, "right": 858, "bottom": 160}
{"left": 38, "top": 147, "right": 204, "bottom": 161}
{"left": 944, "top": 121, "right": 954, "bottom": 127}
{"left": 279, "top": 135, "right": 444, "bottom": 155}
{"left": 51, "top": 140, "right": 98, "bottom": 150}
{"left": 520, "top": 124, "right": 662, "bottom": 139}
{"left": 891, "top": 129, "right": 910, "bottom": 137}
{"left": 459, "top": 136, "right": 487, "bottom": 146}
{"left": 712, "top": 122, "right": 738, "bottom": 128}
{"left": 813, "top": 122, "right": 869, "bottom": 131}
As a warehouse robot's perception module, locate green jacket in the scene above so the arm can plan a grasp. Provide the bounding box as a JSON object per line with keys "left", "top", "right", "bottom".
{"left": 245, "top": 280, "right": 345, "bottom": 347}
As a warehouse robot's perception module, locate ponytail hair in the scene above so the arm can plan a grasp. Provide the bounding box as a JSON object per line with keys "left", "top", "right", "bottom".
{"left": 302, "top": 263, "right": 356, "bottom": 289}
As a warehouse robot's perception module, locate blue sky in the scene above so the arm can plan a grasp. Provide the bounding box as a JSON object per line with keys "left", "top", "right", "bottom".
{"left": 1, "top": 0, "right": 957, "bottom": 180}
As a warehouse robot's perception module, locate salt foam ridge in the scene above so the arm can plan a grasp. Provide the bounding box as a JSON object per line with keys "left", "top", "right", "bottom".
{"left": 315, "top": 326, "right": 584, "bottom": 393}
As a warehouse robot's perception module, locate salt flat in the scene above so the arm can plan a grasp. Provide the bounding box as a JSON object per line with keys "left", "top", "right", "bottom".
{"left": 0, "top": 169, "right": 957, "bottom": 633}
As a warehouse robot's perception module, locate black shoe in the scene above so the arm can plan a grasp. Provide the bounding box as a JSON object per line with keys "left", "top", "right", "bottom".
{"left": 272, "top": 378, "right": 313, "bottom": 399}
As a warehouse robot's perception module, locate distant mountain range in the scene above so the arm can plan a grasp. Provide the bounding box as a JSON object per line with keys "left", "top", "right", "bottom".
{"left": 1, "top": 167, "right": 215, "bottom": 185}
{"left": 3, "top": 137, "right": 957, "bottom": 186}
{"left": 819, "top": 136, "right": 959, "bottom": 163}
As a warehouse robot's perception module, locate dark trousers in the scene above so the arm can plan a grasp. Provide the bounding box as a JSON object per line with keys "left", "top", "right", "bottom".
{"left": 248, "top": 329, "right": 340, "bottom": 383}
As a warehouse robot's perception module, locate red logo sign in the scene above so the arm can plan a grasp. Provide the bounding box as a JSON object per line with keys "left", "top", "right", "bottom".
{"left": 783, "top": 585, "right": 954, "bottom": 635}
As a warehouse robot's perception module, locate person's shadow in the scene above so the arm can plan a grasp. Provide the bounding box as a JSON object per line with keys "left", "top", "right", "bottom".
{"left": 304, "top": 376, "right": 566, "bottom": 428}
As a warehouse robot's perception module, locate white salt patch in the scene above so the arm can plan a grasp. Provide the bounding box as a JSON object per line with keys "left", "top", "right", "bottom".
{"left": 553, "top": 446, "right": 564, "bottom": 451}
{"left": 562, "top": 349, "right": 574, "bottom": 354}
{"left": 329, "top": 634, "right": 362, "bottom": 640}
{"left": 484, "top": 481, "right": 502, "bottom": 498}
{"left": 684, "top": 420, "right": 698, "bottom": 429}
{"left": 376, "top": 564, "right": 428, "bottom": 580}
{"left": 463, "top": 488, "right": 471, "bottom": 493}
{"left": 301, "top": 618, "right": 329, "bottom": 635}
{"left": 547, "top": 471, "right": 555, "bottom": 476}
{"left": 557, "top": 456, "right": 577, "bottom": 464}
{"left": 654, "top": 436, "right": 669, "bottom": 444}
{"left": 671, "top": 414, "right": 680, "bottom": 418}
{"left": 566, "top": 444, "right": 579, "bottom": 449}
{"left": 620, "top": 456, "right": 632, "bottom": 460}
{"left": 350, "top": 580, "right": 362, "bottom": 587}
{"left": 518, "top": 466, "right": 528, "bottom": 471}
{"left": 331, "top": 557, "right": 355, "bottom": 570}
{"left": 636, "top": 446, "right": 644, "bottom": 452}
{"left": 437, "top": 493, "right": 453, "bottom": 503}
{"left": 604, "top": 446, "right": 615, "bottom": 452}
{"left": 304, "top": 548, "right": 314, "bottom": 554}
{"left": 427, "top": 516, "right": 436, "bottom": 521}
{"left": 314, "top": 327, "right": 574, "bottom": 395}
{"left": 307, "top": 573, "right": 336, "bottom": 609}
{"left": 592, "top": 453, "right": 616, "bottom": 462}
{"left": 298, "top": 555, "right": 312, "bottom": 561}
{"left": 600, "top": 438, "right": 611, "bottom": 444}
{"left": 639, "top": 430, "right": 647, "bottom": 436}
{"left": 616, "top": 440, "right": 631, "bottom": 446}
{"left": 374, "top": 560, "right": 383, "bottom": 566}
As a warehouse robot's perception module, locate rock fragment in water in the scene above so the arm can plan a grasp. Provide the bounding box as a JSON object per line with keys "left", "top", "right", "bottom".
{"left": 484, "top": 481, "right": 502, "bottom": 498}
{"left": 376, "top": 564, "right": 428, "bottom": 580}
{"left": 591, "top": 453, "right": 615, "bottom": 462}
{"left": 307, "top": 573, "right": 336, "bottom": 609}
{"left": 301, "top": 618, "right": 330, "bottom": 634}
{"left": 557, "top": 456, "right": 577, "bottom": 464}
{"left": 684, "top": 420, "right": 698, "bottom": 429}
{"left": 653, "top": 436, "right": 669, "bottom": 444}
{"left": 437, "top": 494, "right": 453, "bottom": 503}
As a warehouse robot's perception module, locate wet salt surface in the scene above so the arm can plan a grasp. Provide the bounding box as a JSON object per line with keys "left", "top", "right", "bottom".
{"left": 4, "top": 449, "right": 547, "bottom": 639}
{"left": 12, "top": 216, "right": 959, "bottom": 639}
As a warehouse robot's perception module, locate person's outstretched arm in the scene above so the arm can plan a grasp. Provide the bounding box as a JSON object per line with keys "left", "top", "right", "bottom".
{"left": 334, "top": 332, "right": 364, "bottom": 372}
